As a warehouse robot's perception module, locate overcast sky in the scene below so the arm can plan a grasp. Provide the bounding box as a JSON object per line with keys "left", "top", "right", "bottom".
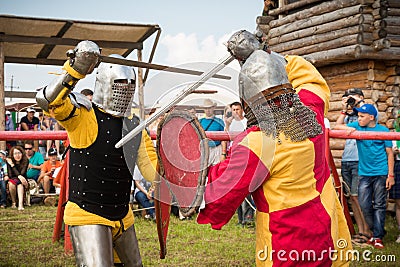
{"left": 2, "top": 0, "right": 263, "bottom": 105}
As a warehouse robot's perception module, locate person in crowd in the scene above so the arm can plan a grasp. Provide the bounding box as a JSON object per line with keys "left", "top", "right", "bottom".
{"left": 24, "top": 141, "right": 44, "bottom": 182}
{"left": 5, "top": 111, "right": 14, "bottom": 131}
{"left": 5, "top": 111, "right": 16, "bottom": 150}
{"left": 36, "top": 46, "right": 157, "bottom": 266}
{"left": 38, "top": 147, "right": 62, "bottom": 194}
{"left": 20, "top": 108, "right": 39, "bottom": 131}
{"left": 52, "top": 161, "right": 66, "bottom": 192}
{"left": 6, "top": 146, "right": 29, "bottom": 210}
{"left": 44, "top": 115, "right": 62, "bottom": 158}
{"left": 336, "top": 103, "right": 394, "bottom": 249}
{"left": 335, "top": 88, "right": 372, "bottom": 245}
{"left": 80, "top": 88, "right": 94, "bottom": 101}
{"left": 37, "top": 112, "right": 49, "bottom": 158}
{"left": 225, "top": 102, "right": 247, "bottom": 134}
{"left": 197, "top": 30, "right": 352, "bottom": 266}
{"left": 52, "top": 142, "right": 69, "bottom": 193}
{"left": 186, "top": 106, "right": 197, "bottom": 117}
{"left": 0, "top": 150, "right": 9, "bottom": 208}
{"left": 20, "top": 108, "right": 40, "bottom": 149}
{"left": 222, "top": 104, "right": 232, "bottom": 156}
{"left": 390, "top": 110, "right": 400, "bottom": 243}
{"left": 132, "top": 166, "right": 155, "bottom": 220}
{"left": 199, "top": 99, "right": 225, "bottom": 165}
{"left": 224, "top": 101, "right": 254, "bottom": 226}
{"left": 223, "top": 101, "right": 249, "bottom": 156}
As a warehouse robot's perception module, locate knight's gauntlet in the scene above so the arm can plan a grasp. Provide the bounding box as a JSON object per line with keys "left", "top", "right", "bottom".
{"left": 36, "top": 41, "right": 101, "bottom": 112}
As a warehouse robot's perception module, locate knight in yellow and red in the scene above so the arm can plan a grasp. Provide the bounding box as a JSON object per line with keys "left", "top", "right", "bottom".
{"left": 197, "top": 30, "right": 352, "bottom": 266}
{"left": 36, "top": 41, "right": 157, "bottom": 267}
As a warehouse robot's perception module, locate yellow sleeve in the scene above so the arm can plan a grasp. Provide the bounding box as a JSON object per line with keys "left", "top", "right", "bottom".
{"left": 285, "top": 55, "right": 330, "bottom": 115}
{"left": 136, "top": 130, "right": 158, "bottom": 182}
{"left": 48, "top": 89, "right": 98, "bottom": 149}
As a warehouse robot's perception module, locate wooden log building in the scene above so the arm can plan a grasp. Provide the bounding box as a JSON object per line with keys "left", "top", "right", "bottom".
{"left": 259, "top": 0, "right": 400, "bottom": 171}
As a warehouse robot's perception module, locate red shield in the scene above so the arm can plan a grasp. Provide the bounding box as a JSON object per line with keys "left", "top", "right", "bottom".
{"left": 154, "top": 110, "right": 209, "bottom": 258}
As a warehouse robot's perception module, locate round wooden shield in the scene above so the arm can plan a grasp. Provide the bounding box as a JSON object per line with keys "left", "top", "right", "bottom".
{"left": 157, "top": 110, "right": 209, "bottom": 217}
{"left": 154, "top": 110, "right": 208, "bottom": 258}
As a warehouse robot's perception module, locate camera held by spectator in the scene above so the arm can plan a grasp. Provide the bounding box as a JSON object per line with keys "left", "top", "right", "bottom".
{"left": 346, "top": 96, "right": 357, "bottom": 108}
{"left": 342, "top": 88, "right": 364, "bottom": 112}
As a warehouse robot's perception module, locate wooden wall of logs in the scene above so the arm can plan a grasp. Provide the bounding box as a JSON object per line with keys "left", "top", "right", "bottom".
{"left": 320, "top": 59, "right": 399, "bottom": 169}
{"left": 258, "top": 0, "right": 400, "bottom": 170}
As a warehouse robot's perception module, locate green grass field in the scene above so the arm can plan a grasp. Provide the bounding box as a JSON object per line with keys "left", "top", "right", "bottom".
{"left": 0, "top": 204, "right": 399, "bottom": 266}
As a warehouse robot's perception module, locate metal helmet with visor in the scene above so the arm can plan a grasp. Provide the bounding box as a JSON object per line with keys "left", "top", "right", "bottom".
{"left": 93, "top": 54, "right": 136, "bottom": 117}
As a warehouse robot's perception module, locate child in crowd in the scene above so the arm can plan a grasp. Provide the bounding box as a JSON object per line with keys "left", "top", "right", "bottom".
{"left": 335, "top": 103, "right": 394, "bottom": 249}
{"left": 38, "top": 148, "right": 62, "bottom": 194}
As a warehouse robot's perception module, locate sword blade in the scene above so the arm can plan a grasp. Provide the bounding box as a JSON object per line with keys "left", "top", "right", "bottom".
{"left": 115, "top": 54, "right": 235, "bottom": 148}
{"left": 99, "top": 55, "right": 231, "bottom": 80}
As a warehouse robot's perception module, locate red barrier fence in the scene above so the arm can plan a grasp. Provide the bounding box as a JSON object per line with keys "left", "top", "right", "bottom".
{"left": 0, "top": 131, "right": 68, "bottom": 140}
{"left": 328, "top": 129, "right": 400, "bottom": 140}
{"left": 149, "top": 130, "right": 400, "bottom": 141}
{"left": 0, "top": 130, "right": 399, "bottom": 141}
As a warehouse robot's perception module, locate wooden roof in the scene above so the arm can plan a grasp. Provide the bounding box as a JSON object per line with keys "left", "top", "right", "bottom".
{"left": 0, "top": 14, "right": 161, "bottom": 65}
{"left": 258, "top": 0, "right": 400, "bottom": 67}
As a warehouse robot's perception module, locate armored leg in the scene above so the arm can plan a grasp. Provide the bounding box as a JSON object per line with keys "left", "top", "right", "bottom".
{"left": 69, "top": 225, "right": 113, "bottom": 267}
{"left": 114, "top": 225, "right": 143, "bottom": 267}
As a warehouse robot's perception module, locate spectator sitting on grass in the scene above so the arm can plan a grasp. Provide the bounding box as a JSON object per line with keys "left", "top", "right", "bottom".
{"left": 6, "top": 146, "right": 29, "bottom": 210}
{"left": 133, "top": 166, "right": 155, "bottom": 220}
{"left": 38, "top": 148, "right": 62, "bottom": 194}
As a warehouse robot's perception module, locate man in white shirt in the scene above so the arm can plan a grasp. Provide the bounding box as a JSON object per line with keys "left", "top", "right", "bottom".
{"left": 224, "top": 102, "right": 254, "bottom": 226}
{"left": 225, "top": 101, "right": 247, "bottom": 133}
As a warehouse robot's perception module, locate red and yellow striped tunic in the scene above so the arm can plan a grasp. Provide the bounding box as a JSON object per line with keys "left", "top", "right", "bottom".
{"left": 197, "top": 55, "right": 351, "bottom": 266}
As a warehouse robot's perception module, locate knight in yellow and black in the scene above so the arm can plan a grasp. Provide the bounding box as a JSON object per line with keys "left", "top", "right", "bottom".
{"left": 36, "top": 41, "right": 157, "bottom": 267}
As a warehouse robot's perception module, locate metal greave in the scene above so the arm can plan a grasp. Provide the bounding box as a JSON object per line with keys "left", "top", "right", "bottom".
{"left": 69, "top": 224, "right": 143, "bottom": 267}
{"left": 69, "top": 225, "right": 113, "bottom": 267}
{"left": 114, "top": 225, "right": 143, "bottom": 267}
